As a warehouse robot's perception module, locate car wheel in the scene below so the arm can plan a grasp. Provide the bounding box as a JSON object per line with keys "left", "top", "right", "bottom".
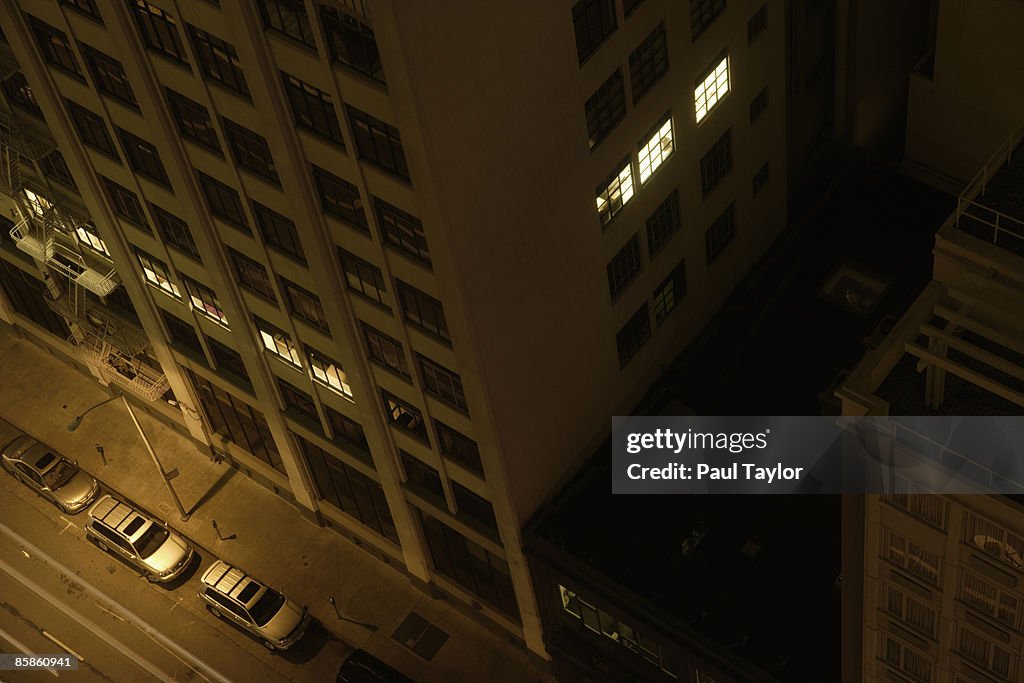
{"left": 95, "top": 539, "right": 109, "bottom": 553}
{"left": 145, "top": 573, "right": 158, "bottom": 583}
{"left": 262, "top": 640, "right": 276, "bottom": 651}
{"left": 208, "top": 605, "right": 222, "bottom": 619}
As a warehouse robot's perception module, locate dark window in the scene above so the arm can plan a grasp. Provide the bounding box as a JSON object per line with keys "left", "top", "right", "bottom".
{"left": 705, "top": 202, "right": 736, "bottom": 263}
{"left": 451, "top": 482, "right": 498, "bottom": 536}
{"left": 228, "top": 248, "right": 276, "bottom": 302}
{"left": 646, "top": 189, "right": 680, "bottom": 258}
{"left": 749, "top": 87, "right": 769, "bottom": 123}
{"left": 40, "top": 151, "right": 77, "bottom": 190}
{"left": 323, "top": 406, "right": 370, "bottom": 460}
{"left": 400, "top": 451, "right": 444, "bottom": 501}
{"left": 607, "top": 233, "right": 643, "bottom": 301}
{"left": 306, "top": 346, "right": 353, "bottom": 399}
{"left": 253, "top": 202, "right": 304, "bottom": 262}
{"left": 381, "top": 389, "right": 428, "bottom": 443}
{"left": 396, "top": 280, "right": 449, "bottom": 344}
{"left": 189, "top": 369, "right": 285, "bottom": 473}
{"left": 117, "top": 128, "right": 170, "bottom": 187}
{"left": 748, "top": 4, "right": 767, "bottom": 44}
{"left": 629, "top": 24, "right": 668, "bottom": 104}
{"left": 277, "top": 377, "right": 319, "bottom": 425}
{"left": 597, "top": 157, "right": 634, "bottom": 227}
{"left": 81, "top": 45, "right": 137, "bottom": 108}
{"left": 182, "top": 276, "right": 228, "bottom": 326}
{"left": 281, "top": 278, "right": 329, "bottom": 332}
{"left": 188, "top": 26, "right": 249, "bottom": 97}
{"left": 3, "top": 73, "right": 43, "bottom": 117}
{"left": 312, "top": 165, "right": 367, "bottom": 231}
{"left": 653, "top": 258, "right": 686, "bottom": 325}
{"left": 617, "top": 303, "right": 651, "bottom": 368}
{"left": 346, "top": 106, "right": 409, "bottom": 181}
{"left": 165, "top": 89, "right": 220, "bottom": 153}
{"left": 137, "top": 249, "right": 181, "bottom": 298}
{"left": 362, "top": 323, "right": 409, "bottom": 378}
{"left": 207, "top": 336, "right": 250, "bottom": 386}
{"left": 434, "top": 420, "right": 483, "bottom": 477}
{"left": 161, "top": 309, "right": 201, "bottom": 354}
{"left": 258, "top": 0, "right": 316, "bottom": 48}
{"left": 102, "top": 177, "right": 148, "bottom": 229}
{"left": 132, "top": 1, "right": 188, "bottom": 64}
{"left": 282, "top": 72, "right": 342, "bottom": 144}
{"left": 297, "top": 434, "right": 397, "bottom": 543}
{"left": 338, "top": 248, "right": 387, "bottom": 307}
{"left": 417, "top": 355, "right": 468, "bottom": 413}
{"left": 584, "top": 69, "right": 625, "bottom": 151}
{"left": 375, "top": 198, "right": 430, "bottom": 266}
{"left": 624, "top": 0, "right": 646, "bottom": 16}
{"left": 223, "top": 119, "right": 279, "bottom": 184}
{"left": 67, "top": 101, "right": 119, "bottom": 159}
{"left": 197, "top": 171, "right": 248, "bottom": 231}
{"left": 699, "top": 130, "right": 732, "bottom": 199}
{"left": 0, "top": 261, "right": 72, "bottom": 339}
{"left": 753, "top": 161, "right": 770, "bottom": 195}
{"left": 418, "top": 510, "right": 519, "bottom": 621}
{"left": 152, "top": 204, "right": 201, "bottom": 260}
{"left": 321, "top": 7, "right": 385, "bottom": 84}
{"left": 29, "top": 18, "right": 82, "bottom": 78}
{"left": 59, "top": 0, "right": 103, "bottom": 22}
{"left": 572, "top": 0, "right": 616, "bottom": 64}
{"left": 690, "top": 0, "right": 726, "bottom": 41}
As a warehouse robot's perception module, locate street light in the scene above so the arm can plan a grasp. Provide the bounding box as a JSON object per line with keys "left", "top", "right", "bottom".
{"left": 68, "top": 394, "right": 191, "bottom": 522}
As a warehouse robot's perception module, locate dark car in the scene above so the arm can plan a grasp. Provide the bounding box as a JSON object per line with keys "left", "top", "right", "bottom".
{"left": 337, "top": 650, "right": 415, "bottom": 683}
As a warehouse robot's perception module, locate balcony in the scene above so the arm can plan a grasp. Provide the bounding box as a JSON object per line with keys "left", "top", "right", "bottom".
{"left": 9, "top": 214, "right": 53, "bottom": 261}
{"left": 69, "top": 335, "right": 169, "bottom": 402}
{"left": 46, "top": 289, "right": 148, "bottom": 357}
{"left": 954, "top": 121, "right": 1024, "bottom": 258}
{"left": 47, "top": 241, "right": 119, "bottom": 297}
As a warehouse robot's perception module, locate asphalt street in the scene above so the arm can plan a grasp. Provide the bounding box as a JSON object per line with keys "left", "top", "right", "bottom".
{"left": 0, "top": 449, "right": 350, "bottom": 683}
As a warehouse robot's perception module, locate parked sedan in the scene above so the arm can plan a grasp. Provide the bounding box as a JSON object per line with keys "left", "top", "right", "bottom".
{"left": 1, "top": 435, "right": 99, "bottom": 514}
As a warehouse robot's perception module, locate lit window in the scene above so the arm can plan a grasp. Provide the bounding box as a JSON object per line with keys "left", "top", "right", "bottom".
{"left": 182, "top": 277, "right": 229, "bottom": 327}
{"left": 306, "top": 346, "right": 353, "bottom": 401}
{"left": 596, "top": 158, "right": 634, "bottom": 226}
{"left": 255, "top": 318, "right": 301, "bottom": 366}
{"left": 75, "top": 222, "right": 109, "bottom": 256}
{"left": 136, "top": 249, "right": 180, "bottom": 299}
{"left": 22, "top": 188, "right": 52, "bottom": 218}
{"left": 694, "top": 55, "right": 729, "bottom": 123}
{"left": 637, "top": 114, "right": 673, "bottom": 185}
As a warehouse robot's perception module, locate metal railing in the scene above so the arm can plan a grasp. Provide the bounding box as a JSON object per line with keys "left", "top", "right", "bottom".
{"left": 69, "top": 335, "right": 169, "bottom": 402}
{"left": 955, "top": 120, "right": 1024, "bottom": 250}
{"left": 8, "top": 214, "right": 54, "bottom": 261}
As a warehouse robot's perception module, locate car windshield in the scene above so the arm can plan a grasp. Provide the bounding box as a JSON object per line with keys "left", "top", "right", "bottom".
{"left": 135, "top": 524, "right": 169, "bottom": 559}
{"left": 249, "top": 588, "right": 286, "bottom": 626}
{"left": 41, "top": 457, "right": 77, "bottom": 488}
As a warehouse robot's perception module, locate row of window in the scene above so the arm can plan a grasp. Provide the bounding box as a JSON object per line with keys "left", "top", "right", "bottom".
{"left": 572, "top": 0, "right": 728, "bottom": 68}
{"left": 30, "top": 13, "right": 407, "bottom": 184}
{"left": 880, "top": 624, "right": 1020, "bottom": 683}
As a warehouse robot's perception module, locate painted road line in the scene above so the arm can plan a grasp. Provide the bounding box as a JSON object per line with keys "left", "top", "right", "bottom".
{"left": 42, "top": 631, "right": 85, "bottom": 662}
{"left": 0, "top": 626, "right": 60, "bottom": 677}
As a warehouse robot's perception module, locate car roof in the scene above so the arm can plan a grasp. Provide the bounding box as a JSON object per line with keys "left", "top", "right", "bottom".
{"left": 89, "top": 495, "right": 153, "bottom": 541}
{"left": 21, "top": 442, "right": 63, "bottom": 474}
{"left": 201, "top": 560, "right": 266, "bottom": 608}
{"left": 0, "top": 418, "right": 27, "bottom": 453}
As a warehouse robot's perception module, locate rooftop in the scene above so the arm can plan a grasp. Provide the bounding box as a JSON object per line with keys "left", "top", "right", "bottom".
{"left": 534, "top": 434, "right": 841, "bottom": 683}
{"left": 957, "top": 135, "right": 1024, "bottom": 258}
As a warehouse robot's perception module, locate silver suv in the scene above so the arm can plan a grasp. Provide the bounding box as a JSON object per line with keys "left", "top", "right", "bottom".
{"left": 1, "top": 435, "right": 99, "bottom": 514}
{"left": 84, "top": 495, "right": 194, "bottom": 582}
{"left": 199, "top": 560, "right": 310, "bottom": 650}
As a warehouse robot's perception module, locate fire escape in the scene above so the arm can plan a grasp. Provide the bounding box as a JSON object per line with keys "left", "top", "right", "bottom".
{"left": 1, "top": 111, "right": 169, "bottom": 401}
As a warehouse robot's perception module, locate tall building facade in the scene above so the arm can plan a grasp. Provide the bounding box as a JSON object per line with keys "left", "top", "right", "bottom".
{"left": 0, "top": 0, "right": 791, "bottom": 656}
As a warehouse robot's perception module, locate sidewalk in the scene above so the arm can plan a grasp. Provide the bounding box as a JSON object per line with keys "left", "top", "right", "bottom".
{"left": 0, "top": 327, "right": 553, "bottom": 683}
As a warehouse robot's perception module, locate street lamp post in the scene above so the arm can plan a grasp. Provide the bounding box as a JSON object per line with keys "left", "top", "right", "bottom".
{"left": 68, "top": 394, "right": 191, "bottom": 522}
